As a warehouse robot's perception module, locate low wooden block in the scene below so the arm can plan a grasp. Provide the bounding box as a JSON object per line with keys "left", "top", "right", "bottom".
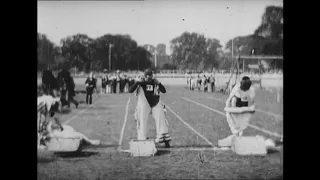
{"left": 231, "top": 136, "right": 267, "bottom": 156}
{"left": 47, "top": 137, "right": 82, "bottom": 152}
{"left": 129, "top": 139, "right": 157, "bottom": 157}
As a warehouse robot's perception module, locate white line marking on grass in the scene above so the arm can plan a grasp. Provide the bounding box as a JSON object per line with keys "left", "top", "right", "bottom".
{"left": 206, "top": 96, "right": 282, "bottom": 117}
{"left": 183, "top": 97, "right": 283, "bottom": 138}
{"left": 254, "top": 109, "right": 282, "bottom": 118}
{"left": 64, "top": 101, "right": 102, "bottom": 125}
{"left": 118, "top": 97, "right": 131, "bottom": 150}
{"left": 164, "top": 104, "right": 215, "bottom": 148}
{"left": 118, "top": 147, "right": 230, "bottom": 153}
{"left": 156, "top": 147, "right": 230, "bottom": 151}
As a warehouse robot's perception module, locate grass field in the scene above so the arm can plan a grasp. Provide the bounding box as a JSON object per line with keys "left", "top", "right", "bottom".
{"left": 37, "top": 85, "right": 283, "bottom": 180}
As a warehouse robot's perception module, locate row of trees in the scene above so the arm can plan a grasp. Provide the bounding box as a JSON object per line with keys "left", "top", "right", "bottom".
{"left": 219, "top": 6, "right": 283, "bottom": 70}
{"left": 38, "top": 6, "right": 283, "bottom": 72}
{"left": 38, "top": 33, "right": 153, "bottom": 72}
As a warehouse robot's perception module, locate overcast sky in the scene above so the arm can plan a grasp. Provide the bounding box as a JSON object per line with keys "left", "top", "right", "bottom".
{"left": 38, "top": 0, "right": 283, "bottom": 55}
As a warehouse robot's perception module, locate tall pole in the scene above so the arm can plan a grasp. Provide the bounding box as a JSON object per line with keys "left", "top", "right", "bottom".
{"left": 231, "top": 39, "right": 234, "bottom": 59}
{"left": 243, "top": 59, "right": 245, "bottom": 73}
{"left": 108, "top": 44, "right": 113, "bottom": 72}
{"left": 47, "top": 41, "right": 49, "bottom": 69}
{"left": 231, "top": 38, "right": 234, "bottom": 73}
{"left": 155, "top": 49, "right": 157, "bottom": 68}
{"left": 138, "top": 49, "right": 140, "bottom": 71}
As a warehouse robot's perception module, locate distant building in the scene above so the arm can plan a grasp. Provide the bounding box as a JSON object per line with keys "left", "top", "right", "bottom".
{"left": 156, "top": 54, "right": 170, "bottom": 68}
{"left": 156, "top": 44, "right": 166, "bottom": 55}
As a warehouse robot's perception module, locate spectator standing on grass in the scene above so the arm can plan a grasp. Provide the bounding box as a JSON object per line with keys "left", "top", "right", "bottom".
{"left": 123, "top": 74, "right": 129, "bottom": 93}
{"left": 108, "top": 74, "right": 113, "bottom": 94}
{"left": 66, "top": 75, "right": 79, "bottom": 108}
{"left": 196, "top": 75, "right": 201, "bottom": 91}
{"left": 106, "top": 74, "right": 111, "bottom": 93}
{"left": 112, "top": 73, "right": 118, "bottom": 94}
{"left": 101, "top": 75, "right": 107, "bottom": 94}
{"left": 93, "top": 74, "right": 98, "bottom": 93}
{"left": 57, "top": 69, "right": 71, "bottom": 107}
{"left": 119, "top": 73, "right": 126, "bottom": 93}
{"left": 203, "top": 75, "right": 208, "bottom": 92}
{"left": 210, "top": 74, "right": 216, "bottom": 93}
{"left": 85, "top": 72, "right": 96, "bottom": 105}
{"left": 129, "top": 76, "right": 134, "bottom": 86}
{"left": 42, "top": 69, "right": 57, "bottom": 96}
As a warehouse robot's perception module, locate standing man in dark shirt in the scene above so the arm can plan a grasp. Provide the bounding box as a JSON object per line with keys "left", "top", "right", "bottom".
{"left": 119, "top": 73, "right": 125, "bottom": 93}
{"left": 106, "top": 74, "right": 111, "bottom": 93}
{"left": 101, "top": 73, "right": 107, "bottom": 94}
{"left": 112, "top": 75, "right": 117, "bottom": 94}
{"left": 109, "top": 75, "right": 114, "bottom": 94}
{"left": 57, "top": 69, "right": 70, "bottom": 107}
{"left": 210, "top": 74, "right": 215, "bottom": 93}
{"left": 85, "top": 72, "right": 96, "bottom": 105}
{"left": 128, "top": 69, "right": 171, "bottom": 148}
{"left": 42, "top": 69, "right": 57, "bottom": 96}
{"left": 128, "top": 76, "right": 134, "bottom": 88}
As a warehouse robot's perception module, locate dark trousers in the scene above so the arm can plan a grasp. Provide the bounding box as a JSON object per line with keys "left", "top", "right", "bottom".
{"left": 113, "top": 82, "right": 117, "bottom": 93}
{"left": 60, "top": 90, "right": 68, "bottom": 107}
{"left": 86, "top": 87, "right": 94, "bottom": 104}
{"left": 67, "top": 90, "right": 78, "bottom": 107}
{"left": 61, "top": 90, "right": 78, "bottom": 107}
{"left": 109, "top": 83, "right": 113, "bottom": 94}
{"left": 204, "top": 85, "right": 208, "bottom": 92}
{"left": 42, "top": 83, "right": 53, "bottom": 95}
{"left": 119, "top": 82, "right": 125, "bottom": 93}
{"left": 211, "top": 82, "right": 215, "bottom": 92}
{"left": 102, "top": 84, "right": 106, "bottom": 94}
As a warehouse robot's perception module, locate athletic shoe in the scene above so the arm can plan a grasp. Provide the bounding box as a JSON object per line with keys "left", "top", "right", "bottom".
{"left": 164, "top": 141, "right": 170, "bottom": 148}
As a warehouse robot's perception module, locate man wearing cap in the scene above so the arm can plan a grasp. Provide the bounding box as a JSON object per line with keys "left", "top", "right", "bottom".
{"left": 129, "top": 69, "right": 171, "bottom": 148}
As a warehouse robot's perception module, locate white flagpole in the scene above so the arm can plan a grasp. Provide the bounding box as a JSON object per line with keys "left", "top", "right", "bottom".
{"left": 155, "top": 49, "right": 157, "bottom": 68}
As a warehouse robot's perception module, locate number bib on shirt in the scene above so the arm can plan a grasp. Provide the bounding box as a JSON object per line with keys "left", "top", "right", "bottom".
{"left": 146, "top": 85, "right": 154, "bottom": 91}
{"left": 239, "top": 91, "right": 251, "bottom": 102}
{"left": 241, "top": 95, "right": 249, "bottom": 102}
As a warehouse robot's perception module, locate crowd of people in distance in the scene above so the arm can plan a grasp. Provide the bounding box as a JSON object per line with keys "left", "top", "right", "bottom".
{"left": 99, "top": 70, "right": 135, "bottom": 95}
{"left": 187, "top": 74, "right": 216, "bottom": 92}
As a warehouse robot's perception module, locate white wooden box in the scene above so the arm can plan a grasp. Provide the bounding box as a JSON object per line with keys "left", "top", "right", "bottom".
{"left": 129, "top": 139, "right": 157, "bottom": 157}
{"left": 47, "top": 137, "right": 82, "bottom": 152}
{"left": 231, "top": 136, "right": 267, "bottom": 156}
{"left": 218, "top": 135, "right": 235, "bottom": 147}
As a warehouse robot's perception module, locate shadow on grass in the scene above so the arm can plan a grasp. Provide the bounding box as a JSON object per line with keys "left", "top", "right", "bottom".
{"left": 155, "top": 150, "right": 171, "bottom": 156}
{"left": 267, "top": 146, "right": 283, "bottom": 154}
{"left": 270, "top": 175, "right": 283, "bottom": 180}
{"left": 81, "top": 143, "right": 118, "bottom": 151}
{"left": 37, "top": 157, "right": 56, "bottom": 163}
{"left": 60, "top": 108, "right": 72, "bottom": 114}
{"left": 167, "top": 144, "right": 214, "bottom": 148}
{"left": 54, "top": 151, "right": 99, "bottom": 158}
{"left": 75, "top": 90, "right": 86, "bottom": 94}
